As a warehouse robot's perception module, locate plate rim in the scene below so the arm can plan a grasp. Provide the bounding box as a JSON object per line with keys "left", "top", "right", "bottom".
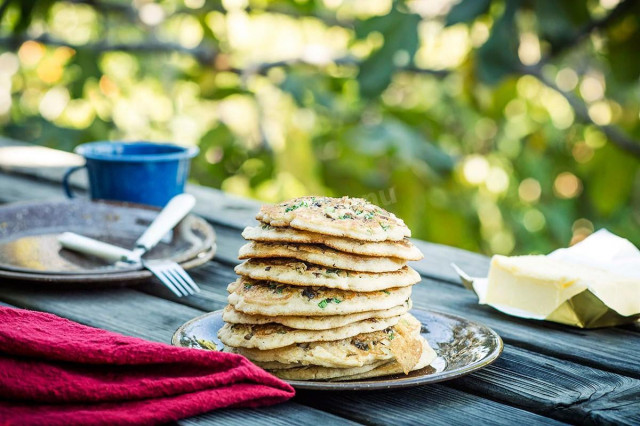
{"left": 0, "top": 199, "right": 216, "bottom": 284}
{"left": 172, "top": 308, "right": 504, "bottom": 391}
{"left": 0, "top": 245, "right": 216, "bottom": 284}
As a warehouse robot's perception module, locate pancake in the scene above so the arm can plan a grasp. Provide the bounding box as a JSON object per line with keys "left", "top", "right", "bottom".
{"left": 266, "top": 337, "right": 435, "bottom": 381}
{"left": 332, "top": 337, "right": 436, "bottom": 381}
{"left": 256, "top": 196, "right": 410, "bottom": 242}
{"left": 222, "top": 300, "right": 411, "bottom": 330}
{"left": 238, "top": 241, "right": 406, "bottom": 273}
{"left": 235, "top": 259, "right": 420, "bottom": 291}
{"left": 217, "top": 315, "right": 401, "bottom": 350}
{"left": 242, "top": 224, "right": 423, "bottom": 260}
{"left": 387, "top": 313, "right": 425, "bottom": 374}
{"left": 267, "top": 360, "right": 388, "bottom": 380}
{"left": 227, "top": 313, "right": 422, "bottom": 368}
{"left": 227, "top": 278, "right": 412, "bottom": 316}
{"left": 251, "top": 361, "right": 307, "bottom": 370}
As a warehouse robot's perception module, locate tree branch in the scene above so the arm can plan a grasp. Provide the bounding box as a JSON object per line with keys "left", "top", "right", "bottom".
{"left": 0, "top": 32, "right": 452, "bottom": 81}
{"left": 0, "top": 34, "right": 218, "bottom": 64}
{"left": 231, "top": 56, "right": 451, "bottom": 78}
{"left": 524, "top": 0, "right": 640, "bottom": 157}
{"left": 546, "top": 0, "right": 636, "bottom": 58}
{"left": 522, "top": 64, "right": 640, "bottom": 158}
{"left": 67, "top": 0, "right": 351, "bottom": 28}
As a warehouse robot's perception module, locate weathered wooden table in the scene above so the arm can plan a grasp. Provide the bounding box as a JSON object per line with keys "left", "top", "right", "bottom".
{"left": 0, "top": 137, "right": 638, "bottom": 425}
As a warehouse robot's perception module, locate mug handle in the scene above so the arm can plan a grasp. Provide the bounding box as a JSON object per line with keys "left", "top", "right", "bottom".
{"left": 62, "top": 165, "right": 86, "bottom": 198}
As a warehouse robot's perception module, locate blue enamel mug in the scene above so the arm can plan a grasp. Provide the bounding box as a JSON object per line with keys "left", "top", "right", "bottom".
{"left": 63, "top": 141, "right": 199, "bottom": 207}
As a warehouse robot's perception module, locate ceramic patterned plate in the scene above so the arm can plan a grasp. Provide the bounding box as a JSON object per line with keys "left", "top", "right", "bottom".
{"left": 172, "top": 308, "right": 503, "bottom": 390}
{"left": 0, "top": 200, "right": 216, "bottom": 284}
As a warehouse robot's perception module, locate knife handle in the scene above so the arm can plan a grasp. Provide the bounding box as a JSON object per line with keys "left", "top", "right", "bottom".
{"left": 135, "top": 193, "right": 196, "bottom": 252}
{"left": 58, "top": 232, "right": 133, "bottom": 263}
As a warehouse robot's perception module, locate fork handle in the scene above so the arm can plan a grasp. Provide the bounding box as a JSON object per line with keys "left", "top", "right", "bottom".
{"left": 58, "top": 232, "right": 134, "bottom": 263}
{"left": 135, "top": 194, "right": 196, "bottom": 252}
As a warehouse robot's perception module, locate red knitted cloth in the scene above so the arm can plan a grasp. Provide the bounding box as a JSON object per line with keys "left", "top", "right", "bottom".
{"left": 0, "top": 307, "right": 294, "bottom": 425}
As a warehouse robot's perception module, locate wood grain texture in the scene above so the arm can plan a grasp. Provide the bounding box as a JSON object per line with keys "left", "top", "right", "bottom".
{"left": 179, "top": 404, "right": 360, "bottom": 426}
{"left": 0, "top": 279, "right": 564, "bottom": 425}
{"left": 409, "top": 278, "right": 640, "bottom": 379}
{"left": 411, "top": 239, "right": 490, "bottom": 281}
{"left": 2, "top": 136, "right": 639, "bottom": 424}
{"left": 135, "top": 259, "right": 640, "bottom": 425}
{"left": 449, "top": 346, "right": 640, "bottom": 425}
{"left": 134, "top": 225, "right": 640, "bottom": 379}
{"left": 0, "top": 173, "right": 67, "bottom": 203}
{"left": 136, "top": 259, "right": 234, "bottom": 312}
{"left": 0, "top": 282, "right": 353, "bottom": 425}
{"left": 0, "top": 284, "right": 203, "bottom": 342}
{"left": 294, "top": 385, "right": 564, "bottom": 426}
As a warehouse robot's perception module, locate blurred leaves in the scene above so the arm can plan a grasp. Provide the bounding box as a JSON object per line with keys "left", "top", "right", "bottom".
{"left": 346, "top": 119, "right": 454, "bottom": 174}
{"left": 1, "top": 0, "right": 55, "bottom": 34}
{"left": 534, "top": 0, "right": 588, "bottom": 52}
{"left": 355, "top": 5, "right": 420, "bottom": 98}
{"left": 445, "top": 0, "right": 491, "bottom": 27}
{"left": 0, "top": 0, "right": 639, "bottom": 254}
{"left": 477, "top": 0, "right": 522, "bottom": 84}
{"left": 607, "top": 16, "right": 640, "bottom": 84}
{"left": 588, "top": 143, "right": 638, "bottom": 217}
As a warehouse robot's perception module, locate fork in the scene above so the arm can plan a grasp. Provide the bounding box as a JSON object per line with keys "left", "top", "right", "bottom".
{"left": 58, "top": 194, "right": 201, "bottom": 296}
{"left": 59, "top": 232, "right": 200, "bottom": 297}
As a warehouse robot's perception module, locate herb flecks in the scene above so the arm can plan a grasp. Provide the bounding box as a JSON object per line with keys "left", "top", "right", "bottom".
{"left": 379, "top": 221, "right": 390, "bottom": 231}
{"left": 268, "top": 283, "right": 285, "bottom": 294}
{"left": 285, "top": 200, "right": 308, "bottom": 212}
{"left": 318, "top": 297, "right": 342, "bottom": 309}
{"left": 325, "top": 268, "right": 341, "bottom": 275}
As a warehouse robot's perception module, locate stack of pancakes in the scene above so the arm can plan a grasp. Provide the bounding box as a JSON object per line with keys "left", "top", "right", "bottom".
{"left": 218, "top": 196, "right": 436, "bottom": 381}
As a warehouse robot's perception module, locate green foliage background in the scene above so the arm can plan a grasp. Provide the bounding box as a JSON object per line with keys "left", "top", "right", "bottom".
{"left": 1, "top": 0, "right": 639, "bottom": 254}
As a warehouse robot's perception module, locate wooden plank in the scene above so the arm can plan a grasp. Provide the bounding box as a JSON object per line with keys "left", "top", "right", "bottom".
{"left": 294, "top": 385, "right": 564, "bottom": 426}
{"left": 137, "top": 260, "right": 640, "bottom": 425}
{"left": 411, "top": 239, "right": 490, "bottom": 282}
{"left": 448, "top": 346, "right": 640, "bottom": 425}
{"left": 409, "top": 278, "right": 640, "bottom": 379}
{"left": 210, "top": 225, "right": 247, "bottom": 265}
{"left": 136, "top": 238, "right": 640, "bottom": 381}
{"left": 0, "top": 284, "right": 356, "bottom": 425}
{"left": 0, "top": 283, "right": 561, "bottom": 425}
{"left": 0, "top": 173, "right": 67, "bottom": 203}
{"left": 0, "top": 285, "right": 203, "bottom": 343}
{"left": 180, "top": 404, "right": 360, "bottom": 426}
{"left": 3, "top": 164, "right": 638, "bottom": 364}
{"left": 136, "top": 259, "right": 234, "bottom": 312}
{"left": 2, "top": 136, "right": 638, "bottom": 423}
